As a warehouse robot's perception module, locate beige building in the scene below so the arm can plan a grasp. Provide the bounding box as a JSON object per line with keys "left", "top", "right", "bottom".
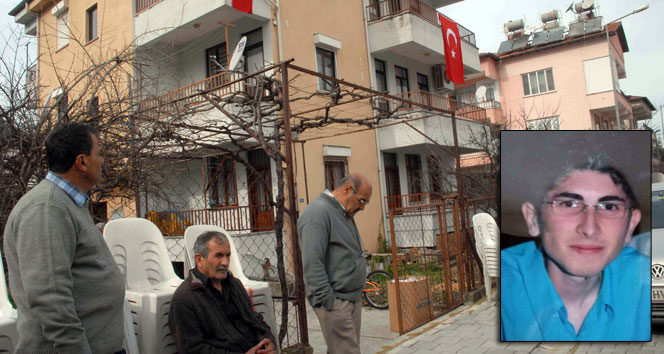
{"left": 11, "top": 0, "right": 487, "bottom": 254}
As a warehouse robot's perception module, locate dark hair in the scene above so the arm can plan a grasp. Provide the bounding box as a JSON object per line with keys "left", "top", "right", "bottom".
{"left": 193, "top": 231, "right": 229, "bottom": 258}
{"left": 45, "top": 123, "right": 98, "bottom": 173}
{"left": 547, "top": 156, "right": 638, "bottom": 209}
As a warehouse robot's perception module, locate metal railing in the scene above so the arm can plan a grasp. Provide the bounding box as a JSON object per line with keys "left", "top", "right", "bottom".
{"left": 366, "top": 0, "right": 476, "bottom": 46}
{"left": 135, "top": 0, "right": 164, "bottom": 13}
{"left": 137, "top": 71, "right": 256, "bottom": 117}
{"left": 146, "top": 205, "right": 275, "bottom": 236}
{"left": 383, "top": 89, "right": 488, "bottom": 123}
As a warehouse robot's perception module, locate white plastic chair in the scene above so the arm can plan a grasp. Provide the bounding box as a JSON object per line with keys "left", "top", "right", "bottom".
{"left": 472, "top": 213, "right": 500, "bottom": 302}
{"left": 0, "top": 250, "right": 17, "bottom": 354}
{"left": 104, "top": 218, "right": 181, "bottom": 354}
{"left": 122, "top": 296, "right": 140, "bottom": 354}
{"left": 184, "top": 225, "right": 279, "bottom": 350}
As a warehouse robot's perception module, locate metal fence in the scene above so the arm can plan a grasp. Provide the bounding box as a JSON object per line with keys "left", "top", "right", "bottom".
{"left": 386, "top": 194, "right": 494, "bottom": 334}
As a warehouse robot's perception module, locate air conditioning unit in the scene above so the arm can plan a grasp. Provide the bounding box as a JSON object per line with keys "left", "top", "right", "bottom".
{"left": 372, "top": 97, "right": 390, "bottom": 118}
{"left": 432, "top": 64, "right": 454, "bottom": 92}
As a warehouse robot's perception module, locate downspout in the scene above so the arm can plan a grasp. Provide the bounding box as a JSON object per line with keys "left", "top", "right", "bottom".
{"left": 265, "top": 0, "right": 283, "bottom": 63}
{"left": 362, "top": 0, "right": 390, "bottom": 250}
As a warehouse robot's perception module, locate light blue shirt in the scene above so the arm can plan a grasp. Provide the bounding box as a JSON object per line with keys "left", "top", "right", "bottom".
{"left": 45, "top": 171, "right": 90, "bottom": 207}
{"left": 500, "top": 241, "right": 650, "bottom": 341}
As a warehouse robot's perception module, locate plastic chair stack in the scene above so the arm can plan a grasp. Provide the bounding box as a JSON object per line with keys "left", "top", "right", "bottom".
{"left": 0, "top": 251, "right": 17, "bottom": 354}
{"left": 471, "top": 213, "right": 500, "bottom": 302}
{"left": 104, "top": 218, "right": 182, "bottom": 354}
{"left": 183, "top": 225, "right": 279, "bottom": 349}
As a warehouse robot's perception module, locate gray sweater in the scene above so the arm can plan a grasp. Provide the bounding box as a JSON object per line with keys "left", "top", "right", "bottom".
{"left": 298, "top": 193, "right": 367, "bottom": 310}
{"left": 3, "top": 179, "right": 125, "bottom": 354}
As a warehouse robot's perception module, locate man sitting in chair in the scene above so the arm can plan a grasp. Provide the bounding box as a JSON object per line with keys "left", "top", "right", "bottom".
{"left": 169, "top": 231, "right": 276, "bottom": 353}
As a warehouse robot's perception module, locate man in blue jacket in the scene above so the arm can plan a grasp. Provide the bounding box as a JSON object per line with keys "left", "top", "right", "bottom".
{"left": 298, "top": 173, "right": 372, "bottom": 354}
{"left": 501, "top": 159, "right": 650, "bottom": 341}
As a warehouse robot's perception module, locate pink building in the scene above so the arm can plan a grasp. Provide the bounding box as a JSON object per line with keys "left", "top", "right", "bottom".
{"left": 454, "top": 20, "right": 654, "bottom": 130}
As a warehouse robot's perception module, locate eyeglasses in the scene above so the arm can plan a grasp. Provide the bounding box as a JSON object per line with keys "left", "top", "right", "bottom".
{"left": 545, "top": 199, "right": 632, "bottom": 219}
{"left": 351, "top": 186, "right": 370, "bottom": 205}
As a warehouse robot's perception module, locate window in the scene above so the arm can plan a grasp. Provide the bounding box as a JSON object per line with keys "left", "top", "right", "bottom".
{"left": 243, "top": 28, "right": 264, "bottom": 74}
{"left": 324, "top": 157, "right": 347, "bottom": 191}
{"left": 405, "top": 154, "right": 422, "bottom": 195}
{"left": 86, "top": 5, "right": 98, "bottom": 42}
{"left": 207, "top": 155, "right": 237, "bottom": 207}
{"left": 375, "top": 59, "right": 387, "bottom": 92}
{"left": 521, "top": 68, "right": 555, "bottom": 96}
{"left": 316, "top": 47, "right": 336, "bottom": 91}
{"left": 206, "top": 42, "right": 228, "bottom": 77}
{"left": 526, "top": 116, "right": 560, "bottom": 130}
{"left": 417, "top": 73, "right": 429, "bottom": 92}
{"left": 56, "top": 11, "right": 69, "bottom": 50}
{"left": 395, "top": 66, "right": 409, "bottom": 94}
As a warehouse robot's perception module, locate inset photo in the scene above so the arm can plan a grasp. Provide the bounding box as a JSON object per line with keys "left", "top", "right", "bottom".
{"left": 500, "top": 130, "right": 651, "bottom": 341}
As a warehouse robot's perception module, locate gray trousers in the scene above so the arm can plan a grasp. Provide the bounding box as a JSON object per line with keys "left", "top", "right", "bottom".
{"left": 313, "top": 298, "right": 362, "bottom": 354}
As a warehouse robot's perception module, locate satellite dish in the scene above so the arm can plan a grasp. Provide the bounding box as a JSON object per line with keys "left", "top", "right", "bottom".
{"left": 475, "top": 85, "right": 487, "bottom": 102}
{"left": 228, "top": 36, "right": 247, "bottom": 71}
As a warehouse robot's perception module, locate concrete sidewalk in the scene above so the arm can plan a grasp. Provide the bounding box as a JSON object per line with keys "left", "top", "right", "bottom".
{"left": 306, "top": 291, "right": 664, "bottom": 354}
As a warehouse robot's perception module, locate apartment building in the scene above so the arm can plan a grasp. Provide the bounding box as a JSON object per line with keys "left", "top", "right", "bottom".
{"left": 11, "top": 0, "right": 487, "bottom": 253}
{"left": 452, "top": 2, "right": 655, "bottom": 130}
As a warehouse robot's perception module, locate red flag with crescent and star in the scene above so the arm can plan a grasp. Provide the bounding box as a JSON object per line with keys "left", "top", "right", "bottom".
{"left": 437, "top": 13, "right": 465, "bottom": 84}
{"left": 233, "top": 0, "right": 252, "bottom": 14}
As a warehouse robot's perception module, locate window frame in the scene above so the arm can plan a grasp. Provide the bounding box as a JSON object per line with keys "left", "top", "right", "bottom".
{"left": 206, "top": 42, "right": 228, "bottom": 77}
{"left": 324, "top": 156, "right": 347, "bottom": 191}
{"left": 521, "top": 68, "right": 555, "bottom": 97}
{"left": 405, "top": 154, "right": 422, "bottom": 195}
{"left": 86, "top": 4, "right": 98, "bottom": 43}
{"left": 416, "top": 73, "right": 429, "bottom": 92}
{"left": 394, "top": 65, "right": 410, "bottom": 94}
{"left": 375, "top": 59, "right": 388, "bottom": 92}
{"left": 207, "top": 155, "right": 238, "bottom": 207}
{"left": 316, "top": 47, "right": 337, "bottom": 92}
{"left": 56, "top": 11, "right": 69, "bottom": 50}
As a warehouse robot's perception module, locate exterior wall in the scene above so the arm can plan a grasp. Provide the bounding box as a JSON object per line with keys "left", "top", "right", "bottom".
{"left": 280, "top": 1, "right": 383, "bottom": 252}
{"left": 497, "top": 38, "right": 614, "bottom": 130}
{"left": 133, "top": 0, "right": 271, "bottom": 46}
{"left": 34, "top": 0, "right": 133, "bottom": 99}
{"left": 373, "top": 52, "right": 437, "bottom": 95}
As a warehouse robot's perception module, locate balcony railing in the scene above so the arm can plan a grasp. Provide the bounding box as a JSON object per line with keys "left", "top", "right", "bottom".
{"left": 366, "top": 0, "right": 476, "bottom": 46}
{"left": 475, "top": 100, "right": 501, "bottom": 110}
{"left": 378, "top": 89, "right": 487, "bottom": 123}
{"left": 137, "top": 71, "right": 258, "bottom": 118}
{"left": 146, "top": 205, "right": 274, "bottom": 236}
{"left": 136, "top": 0, "right": 164, "bottom": 13}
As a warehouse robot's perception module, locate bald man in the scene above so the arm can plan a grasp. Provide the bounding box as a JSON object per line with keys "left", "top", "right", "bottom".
{"left": 298, "top": 173, "right": 372, "bottom": 354}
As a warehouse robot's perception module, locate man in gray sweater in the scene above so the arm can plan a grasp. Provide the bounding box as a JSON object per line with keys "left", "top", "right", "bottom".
{"left": 298, "top": 173, "right": 372, "bottom": 354}
{"left": 3, "top": 123, "right": 125, "bottom": 353}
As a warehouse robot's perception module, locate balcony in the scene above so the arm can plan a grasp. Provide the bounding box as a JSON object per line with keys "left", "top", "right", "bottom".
{"left": 376, "top": 90, "right": 489, "bottom": 152}
{"left": 381, "top": 89, "right": 488, "bottom": 123}
{"left": 366, "top": 0, "right": 480, "bottom": 72}
{"left": 147, "top": 205, "right": 274, "bottom": 236}
{"left": 133, "top": 0, "right": 270, "bottom": 46}
{"left": 137, "top": 71, "right": 264, "bottom": 119}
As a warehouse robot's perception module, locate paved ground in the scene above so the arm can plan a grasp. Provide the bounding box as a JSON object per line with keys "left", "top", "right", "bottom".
{"left": 306, "top": 290, "right": 664, "bottom": 354}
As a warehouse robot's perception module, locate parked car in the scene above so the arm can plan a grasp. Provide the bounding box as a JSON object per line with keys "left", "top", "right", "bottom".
{"left": 652, "top": 180, "right": 664, "bottom": 323}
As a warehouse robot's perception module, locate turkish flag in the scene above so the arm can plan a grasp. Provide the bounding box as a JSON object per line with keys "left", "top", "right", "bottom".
{"left": 438, "top": 13, "right": 465, "bottom": 84}
{"left": 233, "top": 0, "right": 252, "bottom": 14}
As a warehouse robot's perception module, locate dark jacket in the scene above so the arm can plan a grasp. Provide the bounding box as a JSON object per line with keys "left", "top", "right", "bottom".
{"left": 169, "top": 269, "right": 275, "bottom": 354}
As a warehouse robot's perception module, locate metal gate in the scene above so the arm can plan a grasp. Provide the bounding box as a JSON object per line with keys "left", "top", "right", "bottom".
{"left": 386, "top": 194, "right": 493, "bottom": 334}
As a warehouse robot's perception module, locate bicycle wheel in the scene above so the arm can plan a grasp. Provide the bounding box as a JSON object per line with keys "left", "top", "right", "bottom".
{"left": 363, "top": 270, "right": 393, "bottom": 309}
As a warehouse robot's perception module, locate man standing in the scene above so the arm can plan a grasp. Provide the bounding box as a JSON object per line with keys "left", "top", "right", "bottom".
{"left": 169, "top": 231, "right": 276, "bottom": 354}
{"left": 298, "top": 173, "right": 373, "bottom": 354}
{"left": 501, "top": 159, "right": 650, "bottom": 341}
{"left": 3, "top": 123, "right": 125, "bottom": 353}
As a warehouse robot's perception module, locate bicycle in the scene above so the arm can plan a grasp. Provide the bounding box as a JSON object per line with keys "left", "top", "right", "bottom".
{"left": 363, "top": 270, "right": 393, "bottom": 309}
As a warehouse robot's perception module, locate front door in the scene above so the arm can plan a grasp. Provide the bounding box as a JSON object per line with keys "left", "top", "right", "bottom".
{"left": 247, "top": 149, "right": 274, "bottom": 231}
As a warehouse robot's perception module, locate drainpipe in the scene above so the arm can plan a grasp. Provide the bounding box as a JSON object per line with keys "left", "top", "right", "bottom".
{"left": 362, "top": 0, "right": 390, "bottom": 250}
